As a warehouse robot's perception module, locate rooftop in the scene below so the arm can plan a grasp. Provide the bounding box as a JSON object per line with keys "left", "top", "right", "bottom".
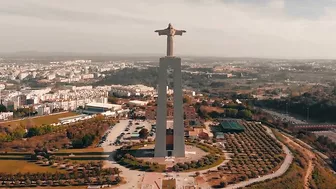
{"left": 220, "top": 120, "right": 245, "bottom": 132}
{"left": 129, "top": 100, "right": 148, "bottom": 104}
{"left": 58, "top": 114, "right": 87, "bottom": 121}
{"left": 86, "top": 102, "right": 121, "bottom": 109}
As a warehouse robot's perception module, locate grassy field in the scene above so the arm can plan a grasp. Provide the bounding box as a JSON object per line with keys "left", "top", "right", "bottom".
{"left": 310, "top": 163, "right": 336, "bottom": 189}
{"left": 200, "top": 105, "right": 224, "bottom": 113}
{"left": 0, "top": 160, "right": 64, "bottom": 173}
{"left": 57, "top": 147, "right": 104, "bottom": 153}
{"left": 246, "top": 163, "right": 305, "bottom": 189}
{"left": 0, "top": 112, "right": 77, "bottom": 127}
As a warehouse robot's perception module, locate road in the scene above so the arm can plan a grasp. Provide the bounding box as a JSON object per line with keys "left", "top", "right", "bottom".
{"left": 262, "top": 108, "right": 307, "bottom": 124}
{"left": 222, "top": 126, "right": 294, "bottom": 189}
{"left": 102, "top": 119, "right": 147, "bottom": 189}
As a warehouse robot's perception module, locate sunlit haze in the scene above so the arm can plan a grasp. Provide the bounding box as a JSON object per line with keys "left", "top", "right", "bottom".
{"left": 1, "top": 0, "right": 336, "bottom": 58}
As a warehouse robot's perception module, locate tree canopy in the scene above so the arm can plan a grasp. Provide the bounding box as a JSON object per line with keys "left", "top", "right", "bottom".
{"left": 139, "top": 128, "right": 149, "bottom": 139}
{"left": 0, "top": 104, "right": 7, "bottom": 112}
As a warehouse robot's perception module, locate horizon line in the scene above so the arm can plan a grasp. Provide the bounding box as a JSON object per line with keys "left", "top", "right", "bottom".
{"left": 0, "top": 51, "right": 336, "bottom": 60}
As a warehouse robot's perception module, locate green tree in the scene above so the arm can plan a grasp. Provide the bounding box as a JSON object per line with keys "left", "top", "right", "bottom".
{"left": 238, "top": 109, "right": 253, "bottom": 119}
{"left": 201, "top": 100, "right": 208, "bottom": 106}
{"left": 82, "top": 134, "right": 95, "bottom": 147}
{"left": 219, "top": 181, "right": 227, "bottom": 187}
{"left": 0, "top": 104, "right": 7, "bottom": 112}
{"left": 225, "top": 108, "right": 238, "bottom": 117}
{"left": 212, "top": 100, "right": 222, "bottom": 107}
{"left": 139, "top": 128, "right": 149, "bottom": 139}
{"left": 27, "top": 127, "right": 41, "bottom": 137}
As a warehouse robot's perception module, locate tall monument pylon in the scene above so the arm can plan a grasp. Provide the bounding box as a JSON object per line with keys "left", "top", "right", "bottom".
{"left": 154, "top": 23, "right": 186, "bottom": 157}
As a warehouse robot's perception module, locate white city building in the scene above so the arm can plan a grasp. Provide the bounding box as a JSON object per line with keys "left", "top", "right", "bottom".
{"left": 0, "top": 112, "right": 13, "bottom": 120}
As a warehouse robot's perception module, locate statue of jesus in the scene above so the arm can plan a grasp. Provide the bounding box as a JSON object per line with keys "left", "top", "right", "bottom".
{"left": 155, "top": 23, "right": 186, "bottom": 57}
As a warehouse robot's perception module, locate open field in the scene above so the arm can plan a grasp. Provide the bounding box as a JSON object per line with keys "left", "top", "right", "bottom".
{"left": 57, "top": 147, "right": 104, "bottom": 153}
{"left": 0, "top": 160, "right": 63, "bottom": 173}
{"left": 246, "top": 161, "right": 305, "bottom": 189}
{"left": 200, "top": 105, "right": 224, "bottom": 113}
{"left": 0, "top": 112, "right": 77, "bottom": 127}
{"left": 310, "top": 162, "right": 336, "bottom": 189}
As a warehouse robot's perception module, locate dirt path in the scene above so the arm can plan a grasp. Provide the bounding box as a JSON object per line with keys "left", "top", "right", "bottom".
{"left": 304, "top": 160, "right": 314, "bottom": 189}
{"left": 279, "top": 133, "right": 315, "bottom": 189}
{"left": 303, "top": 147, "right": 315, "bottom": 189}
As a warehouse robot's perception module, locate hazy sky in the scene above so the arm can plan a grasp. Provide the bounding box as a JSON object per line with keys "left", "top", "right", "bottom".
{"left": 1, "top": 0, "right": 336, "bottom": 58}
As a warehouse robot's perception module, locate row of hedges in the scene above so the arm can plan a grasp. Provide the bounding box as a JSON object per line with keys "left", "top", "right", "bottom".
{"left": 186, "top": 140, "right": 223, "bottom": 155}
{"left": 172, "top": 154, "right": 223, "bottom": 172}
{"left": 0, "top": 167, "right": 122, "bottom": 188}
{"left": 115, "top": 153, "right": 165, "bottom": 172}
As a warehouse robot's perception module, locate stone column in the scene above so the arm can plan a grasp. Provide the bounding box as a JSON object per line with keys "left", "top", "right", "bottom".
{"left": 154, "top": 58, "right": 168, "bottom": 157}
{"left": 172, "top": 57, "right": 185, "bottom": 157}
{"left": 167, "top": 36, "right": 173, "bottom": 56}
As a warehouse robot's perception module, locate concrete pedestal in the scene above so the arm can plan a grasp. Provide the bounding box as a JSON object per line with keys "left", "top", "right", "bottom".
{"left": 154, "top": 56, "right": 185, "bottom": 157}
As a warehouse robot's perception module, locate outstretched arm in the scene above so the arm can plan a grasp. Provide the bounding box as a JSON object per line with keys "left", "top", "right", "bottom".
{"left": 155, "top": 29, "right": 170, "bottom": 36}
{"left": 174, "top": 30, "right": 186, "bottom": 36}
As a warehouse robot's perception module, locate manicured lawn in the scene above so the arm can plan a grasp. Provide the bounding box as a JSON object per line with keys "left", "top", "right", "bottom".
{"left": 2, "top": 112, "right": 77, "bottom": 127}
{"left": 0, "top": 160, "right": 64, "bottom": 173}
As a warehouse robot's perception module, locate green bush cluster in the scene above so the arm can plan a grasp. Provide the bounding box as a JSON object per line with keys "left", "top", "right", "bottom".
{"left": 115, "top": 153, "right": 165, "bottom": 172}
{"left": 172, "top": 154, "right": 222, "bottom": 172}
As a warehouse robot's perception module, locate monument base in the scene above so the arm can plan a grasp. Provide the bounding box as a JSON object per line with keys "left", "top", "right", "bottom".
{"left": 154, "top": 56, "right": 185, "bottom": 157}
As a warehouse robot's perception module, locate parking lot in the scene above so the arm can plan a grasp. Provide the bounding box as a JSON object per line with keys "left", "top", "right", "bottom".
{"left": 99, "top": 119, "right": 155, "bottom": 147}
{"left": 122, "top": 120, "right": 154, "bottom": 142}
